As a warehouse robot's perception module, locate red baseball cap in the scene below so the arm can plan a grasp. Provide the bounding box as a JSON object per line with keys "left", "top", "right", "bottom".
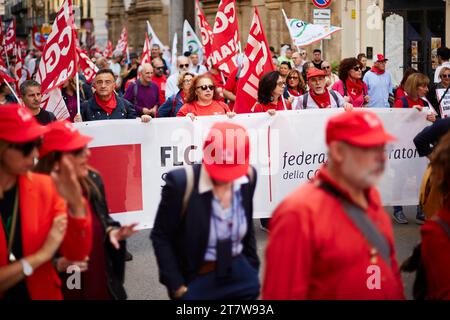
{"left": 375, "top": 54, "right": 388, "bottom": 62}
{"left": 326, "top": 110, "right": 396, "bottom": 147}
{"left": 307, "top": 68, "right": 326, "bottom": 80}
{"left": 202, "top": 122, "right": 250, "bottom": 182}
{"left": 39, "top": 120, "right": 93, "bottom": 157}
{"left": 0, "top": 104, "right": 49, "bottom": 143}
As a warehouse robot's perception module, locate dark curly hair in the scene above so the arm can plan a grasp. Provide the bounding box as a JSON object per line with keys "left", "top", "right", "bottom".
{"left": 185, "top": 74, "right": 222, "bottom": 103}
{"left": 258, "top": 71, "right": 281, "bottom": 105}
{"left": 431, "top": 130, "right": 450, "bottom": 208}
{"left": 338, "top": 58, "right": 363, "bottom": 82}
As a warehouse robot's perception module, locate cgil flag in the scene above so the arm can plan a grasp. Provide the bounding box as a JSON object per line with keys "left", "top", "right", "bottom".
{"left": 77, "top": 47, "right": 98, "bottom": 83}
{"left": 195, "top": 0, "right": 213, "bottom": 67}
{"left": 115, "top": 27, "right": 128, "bottom": 54}
{"left": 141, "top": 33, "right": 152, "bottom": 65}
{"left": 104, "top": 40, "right": 113, "bottom": 58}
{"left": 146, "top": 21, "right": 165, "bottom": 49}
{"left": 41, "top": 88, "right": 70, "bottom": 120}
{"left": 211, "top": 0, "right": 240, "bottom": 76}
{"left": 4, "top": 18, "right": 16, "bottom": 56}
{"left": 282, "top": 9, "right": 342, "bottom": 47}
{"left": 182, "top": 20, "right": 203, "bottom": 62}
{"left": 234, "top": 7, "right": 275, "bottom": 114}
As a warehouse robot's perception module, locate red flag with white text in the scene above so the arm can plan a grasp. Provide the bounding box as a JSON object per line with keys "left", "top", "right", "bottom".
{"left": 140, "top": 33, "right": 152, "bottom": 65}
{"left": 41, "top": 89, "right": 70, "bottom": 120}
{"left": 36, "top": 0, "right": 77, "bottom": 95}
{"left": 211, "top": 0, "right": 240, "bottom": 76}
{"left": 77, "top": 47, "right": 98, "bottom": 83}
{"left": 104, "top": 40, "right": 113, "bottom": 58}
{"left": 195, "top": 0, "right": 213, "bottom": 65}
{"left": 234, "top": 7, "right": 275, "bottom": 114}
{"left": 115, "top": 27, "right": 128, "bottom": 54}
{"left": 14, "top": 44, "right": 24, "bottom": 88}
{"left": 4, "top": 18, "right": 16, "bottom": 56}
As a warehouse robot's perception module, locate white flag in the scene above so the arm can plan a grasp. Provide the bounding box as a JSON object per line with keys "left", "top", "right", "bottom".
{"left": 41, "top": 89, "right": 70, "bottom": 120}
{"left": 282, "top": 9, "right": 342, "bottom": 48}
{"left": 146, "top": 21, "right": 165, "bottom": 49}
{"left": 171, "top": 32, "right": 178, "bottom": 74}
{"left": 182, "top": 20, "right": 203, "bottom": 63}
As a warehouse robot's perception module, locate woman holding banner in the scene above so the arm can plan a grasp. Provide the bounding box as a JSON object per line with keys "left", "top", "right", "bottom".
{"left": 283, "top": 69, "right": 306, "bottom": 103}
{"left": 252, "top": 71, "right": 291, "bottom": 113}
{"left": 34, "top": 121, "right": 138, "bottom": 300}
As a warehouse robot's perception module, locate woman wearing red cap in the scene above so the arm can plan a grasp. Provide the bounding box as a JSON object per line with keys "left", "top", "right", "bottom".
{"left": 34, "top": 120, "right": 138, "bottom": 300}
{"left": 151, "top": 122, "right": 260, "bottom": 300}
{"left": 177, "top": 74, "right": 235, "bottom": 119}
{"left": 252, "top": 71, "right": 291, "bottom": 113}
{"left": 0, "top": 104, "right": 91, "bottom": 300}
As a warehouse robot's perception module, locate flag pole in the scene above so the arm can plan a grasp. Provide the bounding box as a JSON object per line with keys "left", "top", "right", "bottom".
{"left": 3, "top": 79, "right": 20, "bottom": 103}
{"left": 75, "top": 72, "right": 81, "bottom": 115}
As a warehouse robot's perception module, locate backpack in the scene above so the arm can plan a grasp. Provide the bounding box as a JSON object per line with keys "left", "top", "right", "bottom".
{"left": 302, "top": 90, "right": 340, "bottom": 109}
{"left": 400, "top": 217, "right": 450, "bottom": 300}
{"left": 399, "top": 96, "right": 429, "bottom": 109}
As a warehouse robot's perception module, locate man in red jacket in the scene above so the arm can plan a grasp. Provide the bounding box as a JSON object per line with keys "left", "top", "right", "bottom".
{"left": 263, "top": 110, "right": 405, "bottom": 300}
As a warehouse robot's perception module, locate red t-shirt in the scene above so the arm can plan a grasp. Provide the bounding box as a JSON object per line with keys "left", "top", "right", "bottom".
{"left": 395, "top": 86, "right": 406, "bottom": 101}
{"left": 152, "top": 75, "right": 167, "bottom": 105}
{"left": 176, "top": 100, "right": 230, "bottom": 117}
{"left": 252, "top": 99, "right": 292, "bottom": 113}
{"left": 394, "top": 95, "right": 424, "bottom": 108}
{"left": 224, "top": 68, "right": 239, "bottom": 111}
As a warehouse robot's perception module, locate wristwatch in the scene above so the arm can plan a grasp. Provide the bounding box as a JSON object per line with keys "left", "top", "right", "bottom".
{"left": 20, "top": 259, "right": 33, "bottom": 276}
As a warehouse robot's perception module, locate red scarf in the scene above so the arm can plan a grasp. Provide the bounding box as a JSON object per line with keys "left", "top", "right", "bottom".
{"left": 310, "top": 88, "right": 331, "bottom": 108}
{"left": 95, "top": 93, "right": 117, "bottom": 115}
{"left": 371, "top": 66, "right": 385, "bottom": 75}
{"left": 288, "top": 88, "right": 302, "bottom": 97}
{"left": 345, "top": 79, "right": 364, "bottom": 101}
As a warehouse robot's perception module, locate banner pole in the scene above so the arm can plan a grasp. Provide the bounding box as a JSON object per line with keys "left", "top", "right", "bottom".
{"left": 3, "top": 79, "right": 20, "bottom": 103}
{"left": 75, "top": 71, "right": 81, "bottom": 115}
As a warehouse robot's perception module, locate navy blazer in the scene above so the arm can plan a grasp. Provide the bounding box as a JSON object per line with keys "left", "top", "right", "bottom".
{"left": 150, "top": 164, "right": 260, "bottom": 295}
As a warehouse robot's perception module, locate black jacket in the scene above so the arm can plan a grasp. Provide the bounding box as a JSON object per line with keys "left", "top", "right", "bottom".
{"left": 80, "top": 95, "right": 136, "bottom": 121}
{"left": 85, "top": 170, "right": 127, "bottom": 300}
{"left": 150, "top": 164, "right": 260, "bottom": 297}
{"left": 413, "top": 117, "right": 450, "bottom": 157}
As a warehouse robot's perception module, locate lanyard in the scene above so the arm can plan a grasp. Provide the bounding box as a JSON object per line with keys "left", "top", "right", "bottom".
{"left": 1, "top": 187, "right": 19, "bottom": 262}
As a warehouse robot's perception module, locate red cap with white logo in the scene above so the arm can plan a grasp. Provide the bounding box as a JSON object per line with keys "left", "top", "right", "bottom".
{"left": 0, "top": 104, "right": 49, "bottom": 143}
{"left": 39, "top": 120, "right": 93, "bottom": 157}
{"left": 202, "top": 122, "right": 250, "bottom": 182}
{"left": 326, "top": 110, "right": 396, "bottom": 147}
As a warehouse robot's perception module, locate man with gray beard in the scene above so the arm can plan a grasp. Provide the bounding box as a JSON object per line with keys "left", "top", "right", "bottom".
{"left": 264, "top": 110, "right": 405, "bottom": 300}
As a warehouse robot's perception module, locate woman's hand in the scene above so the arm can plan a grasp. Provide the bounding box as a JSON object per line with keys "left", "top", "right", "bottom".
{"left": 267, "top": 109, "right": 276, "bottom": 116}
{"left": 226, "top": 112, "right": 236, "bottom": 118}
{"left": 426, "top": 113, "right": 436, "bottom": 122}
{"left": 73, "top": 114, "right": 82, "bottom": 122}
{"left": 344, "top": 96, "right": 350, "bottom": 103}
{"left": 364, "top": 95, "right": 370, "bottom": 103}
{"left": 343, "top": 102, "right": 353, "bottom": 111}
{"left": 140, "top": 115, "right": 152, "bottom": 123}
{"left": 109, "top": 223, "right": 139, "bottom": 250}
{"left": 186, "top": 113, "right": 195, "bottom": 121}
{"left": 55, "top": 256, "right": 89, "bottom": 273}
{"left": 38, "top": 215, "right": 68, "bottom": 261}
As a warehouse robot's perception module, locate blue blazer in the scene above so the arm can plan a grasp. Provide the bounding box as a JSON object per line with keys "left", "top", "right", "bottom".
{"left": 150, "top": 164, "right": 260, "bottom": 296}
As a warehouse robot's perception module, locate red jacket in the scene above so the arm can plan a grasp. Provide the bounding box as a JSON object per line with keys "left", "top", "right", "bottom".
{"left": 263, "top": 166, "right": 405, "bottom": 300}
{"left": 421, "top": 207, "right": 450, "bottom": 300}
{"left": 0, "top": 173, "right": 92, "bottom": 300}
{"left": 394, "top": 95, "right": 425, "bottom": 108}
{"left": 252, "top": 99, "right": 292, "bottom": 113}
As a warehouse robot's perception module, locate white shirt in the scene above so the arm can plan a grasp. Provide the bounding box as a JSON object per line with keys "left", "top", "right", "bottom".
{"left": 293, "top": 90, "right": 345, "bottom": 109}
{"left": 109, "top": 62, "right": 122, "bottom": 86}
{"left": 189, "top": 64, "right": 207, "bottom": 75}
{"left": 165, "top": 72, "right": 180, "bottom": 99}
{"left": 434, "top": 61, "right": 450, "bottom": 83}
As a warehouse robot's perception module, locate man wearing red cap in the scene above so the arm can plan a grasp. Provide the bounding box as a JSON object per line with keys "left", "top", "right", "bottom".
{"left": 151, "top": 122, "right": 260, "bottom": 300}
{"left": 363, "top": 54, "right": 393, "bottom": 108}
{"left": 294, "top": 68, "right": 352, "bottom": 110}
{"left": 263, "top": 110, "right": 405, "bottom": 300}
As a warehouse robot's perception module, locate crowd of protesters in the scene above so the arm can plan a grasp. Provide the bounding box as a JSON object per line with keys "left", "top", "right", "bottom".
{"left": 1, "top": 41, "right": 450, "bottom": 301}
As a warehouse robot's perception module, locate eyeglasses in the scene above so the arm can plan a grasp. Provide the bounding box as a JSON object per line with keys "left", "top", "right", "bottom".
{"left": 276, "top": 81, "right": 286, "bottom": 87}
{"left": 322, "top": 66, "right": 331, "bottom": 70}
{"left": 301, "top": 52, "right": 306, "bottom": 55}
{"left": 352, "top": 66, "right": 362, "bottom": 71}
{"left": 8, "top": 138, "right": 42, "bottom": 157}
{"left": 287, "top": 76, "right": 299, "bottom": 80}
{"left": 441, "top": 74, "right": 450, "bottom": 79}
{"left": 183, "top": 79, "right": 192, "bottom": 83}
{"left": 196, "top": 84, "right": 215, "bottom": 91}
{"left": 155, "top": 66, "right": 165, "bottom": 70}
{"left": 95, "top": 80, "right": 114, "bottom": 86}
{"left": 179, "top": 64, "right": 190, "bottom": 69}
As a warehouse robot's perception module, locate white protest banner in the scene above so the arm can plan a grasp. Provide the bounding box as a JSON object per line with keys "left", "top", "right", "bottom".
{"left": 436, "top": 88, "right": 450, "bottom": 118}
{"left": 75, "top": 109, "right": 429, "bottom": 229}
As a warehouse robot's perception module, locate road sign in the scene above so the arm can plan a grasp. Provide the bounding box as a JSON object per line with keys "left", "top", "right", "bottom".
{"left": 313, "top": 9, "right": 332, "bottom": 40}
{"left": 312, "top": 0, "right": 332, "bottom": 9}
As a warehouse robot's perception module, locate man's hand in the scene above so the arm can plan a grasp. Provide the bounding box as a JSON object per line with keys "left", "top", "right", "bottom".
{"left": 343, "top": 102, "right": 353, "bottom": 111}
{"left": 74, "top": 114, "right": 82, "bottom": 122}
{"left": 267, "top": 109, "right": 276, "bottom": 116}
{"left": 108, "top": 223, "right": 139, "bottom": 250}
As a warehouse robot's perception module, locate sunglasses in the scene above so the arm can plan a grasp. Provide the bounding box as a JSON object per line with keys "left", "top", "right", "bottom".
{"left": 287, "top": 76, "right": 299, "bottom": 80}
{"left": 155, "top": 66, "right": 165, "bottom": 70}
{"left": 8, "top": 138, "right": 42, "bottom": 157}
{"left": 196, "top": 84, "right": 215, "bottom": 91}
{"left": 179, "top": 64, "right": 189, "bottom": 69}
{"left": 441, "top": 74, "right": 450, "bottom": 79}
{"left": 352, "top": 66, "right": 362, "bottom": 71}
{"left": 322, "top": 66, "right": 331, "bottom": 70}
{"left": 276, "top": 81, "right": 286, "bottom": 87}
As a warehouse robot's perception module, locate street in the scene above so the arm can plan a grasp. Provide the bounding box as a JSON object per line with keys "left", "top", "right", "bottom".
{"left": 124, "top": 205, "right": 421, "bottom": 300}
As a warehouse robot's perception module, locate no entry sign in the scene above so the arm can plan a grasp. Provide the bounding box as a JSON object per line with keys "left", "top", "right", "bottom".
{"left": 312, "top": 0, "right": 332, "bottom": 9}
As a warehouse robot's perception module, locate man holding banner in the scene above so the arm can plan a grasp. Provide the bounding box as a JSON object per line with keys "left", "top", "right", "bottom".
{"left": 264, "top": 110, "right": 405, "bottom": 300}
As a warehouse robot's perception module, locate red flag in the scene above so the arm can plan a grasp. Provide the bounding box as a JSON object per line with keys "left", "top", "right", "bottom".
{"left": 211, "top": 0, "right": 240, "bottom": 76}
{"left": 0, "top": 17, "right": 4, "bottom": 53}
{"left": 14, "top": 44, "right": 24, "bottom": 87}
{"left": 40, "top": 88, "right": 70, "bottom": 120}
{"left": 234, "top": 7, "right": 275, "bottom": 114}
{"left": 115, "top": 27, "right": 128, "bottom": 54}
{"left": 77, "top": 47, "right": 98, "bottom": 83}
{"left": 32, "top": 25, "right": 46, "bottom": 51}
{"left": 103, "top": 40, "right": 113, "bottom": 58}
{"left": 0, "top": 68, "right": 15, "bottom": 84}
{"left": 36, "top": 0, "right": 77, "bottom": 95}
{"left": 4, "top": 18, "right": 16, "bottom": 56}
{"left": 195, "top": 0, "right": 213, "bottom": 65}
{"left": 140, "top": 33, "right": 152, "bottom": 65}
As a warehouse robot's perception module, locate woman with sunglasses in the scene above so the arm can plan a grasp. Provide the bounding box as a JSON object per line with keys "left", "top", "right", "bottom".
{"left": 253, "top": 71, "right": 291, "bottom": 114}
{"left": 159, "top": 72, "right": 195, "bottom": 117}
{"left": 0, "top": 105, "right": 92, "bottom": 299}
{"left": 332, "top": 57, "right": 369, "bottom": 108}
{"left": 283, "top": 70, "right": 306, "bottom": 103}
{"left": 177, "top": 74, "right": 235, "bottom": 119}
{"left": 34, "top": 121, "right": 138, "bottom": 300}
{"left": 432, "top": 67, "right": 450, "bottom": 118}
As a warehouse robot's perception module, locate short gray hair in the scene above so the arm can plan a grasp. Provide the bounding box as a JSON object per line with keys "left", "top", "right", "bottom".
{"left": 20, "top": 80, "right": 41, "bottom": 96}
